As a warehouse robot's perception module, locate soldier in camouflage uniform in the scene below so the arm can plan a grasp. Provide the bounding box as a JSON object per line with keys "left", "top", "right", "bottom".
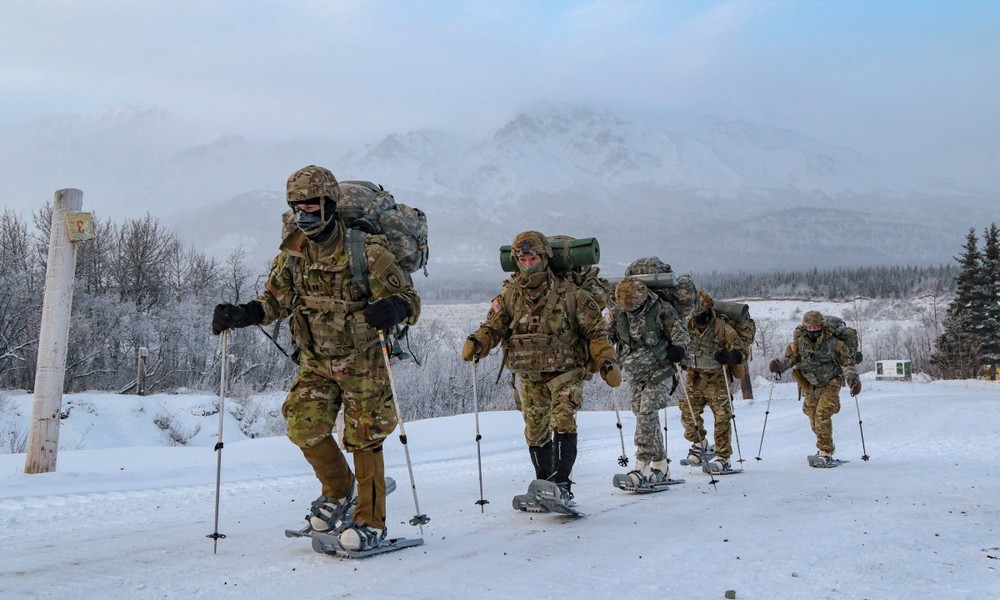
{"left": 212, "top": 165, "right": 420, "bottom": 551}
{"left": 461, "top": 231, "right": 621, "bottom": 505}
{"left": 769, "top": 310, "right": 860, "bottom": 466}
{"left": 681, "top": 291, "right": 746, "bottom": 473}
{"left": 610, "top": 275, "right": 689, "bottom": 487}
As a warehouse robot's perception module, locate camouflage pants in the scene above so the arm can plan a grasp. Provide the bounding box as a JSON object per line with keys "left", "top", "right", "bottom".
{"left": 800, "top": 379, "right": 842, "bottom": 454}
{"left": 282, "top": 345, "right": 397, "bottom": 452}
{"left": 518, "top": 370, "right": 586, "bottom": 447}
{"left": 629, "top": 378, "right": 670, "bottom": 463}
{"left": 681, "top": 369, "right": 734, "bottom": 459}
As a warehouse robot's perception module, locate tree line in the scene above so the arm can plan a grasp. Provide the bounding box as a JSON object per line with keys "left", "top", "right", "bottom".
{"left": 0, "top": 206, "right": 992, "bottom": 413}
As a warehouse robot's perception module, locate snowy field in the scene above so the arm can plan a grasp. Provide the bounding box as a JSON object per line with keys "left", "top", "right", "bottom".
{"left": 2, "top": 377, "right": 998, "bottom": 600}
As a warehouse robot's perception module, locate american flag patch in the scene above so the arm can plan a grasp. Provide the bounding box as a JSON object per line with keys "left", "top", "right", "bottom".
{"left": 492, "top": 299, "right": 501, "bottom": 313}
{"left": 602, "top": 308, "right": 612, "bottom": 324}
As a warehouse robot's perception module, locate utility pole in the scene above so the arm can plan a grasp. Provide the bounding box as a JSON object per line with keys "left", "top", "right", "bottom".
{"left": 24, "top": 190, "right": 94, "bottom": 474}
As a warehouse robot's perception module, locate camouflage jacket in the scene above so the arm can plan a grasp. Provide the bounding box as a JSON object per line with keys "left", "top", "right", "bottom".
{"left": 782, "top": 330, "right": 854, "bottom": 386}
{"left": 256, "top": 220, "right": 420, "bottom": 359}
{"left": 610, "top": 297, "right": 689, "bottom": 384}
{"left": 686, "top": 312, "right": 744, "bottom": 373}
{"left": 474, "top": 271, "right": 610, "bottom": 376}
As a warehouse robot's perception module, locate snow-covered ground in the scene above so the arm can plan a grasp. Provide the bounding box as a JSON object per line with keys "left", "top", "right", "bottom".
{"left": 2, "top": 378, "right": 998, "bottom": 599}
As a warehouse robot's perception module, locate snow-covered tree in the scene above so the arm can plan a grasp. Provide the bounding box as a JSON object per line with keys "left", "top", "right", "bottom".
{"left": 978, "top": 223, "right": 1000, "bottom": 374}
{"left": 931, "top": 228, "right": 983, "bottom": 379}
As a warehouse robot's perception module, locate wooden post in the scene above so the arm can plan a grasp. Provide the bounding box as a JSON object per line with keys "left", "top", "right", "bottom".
{"left": 137, "top": 347, "right": 148, "bottom": 396}
{"left": 24, "top": 189, "right": 84, "bottom": 474}
{"left": 740, "top": 369, "right": 754, "bottom": 400}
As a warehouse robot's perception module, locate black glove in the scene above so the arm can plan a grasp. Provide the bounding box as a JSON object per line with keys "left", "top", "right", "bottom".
{"left": 665, "top": 345, "right": 686, "bottom": 363}
{"left": 363, "top": 296, "right": 411, "bottom": 331}
{"left": 714, "top": 349, "right": 742, "bottom": 365}
{"left": 853, "top": 351, "right": 864, "bottom": 364}
{"left": 212, "top": 301, "right": 264, "bottom": 335}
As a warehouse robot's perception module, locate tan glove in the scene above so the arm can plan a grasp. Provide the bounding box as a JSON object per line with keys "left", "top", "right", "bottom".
{"left": 600, "top": 360, "right": 622, "bottom": 387}
{"left": 588, "top": 337, "right": 617, "bottom": 373}
{"left": 461, "top": 332, "right": 491, "bottom": 362}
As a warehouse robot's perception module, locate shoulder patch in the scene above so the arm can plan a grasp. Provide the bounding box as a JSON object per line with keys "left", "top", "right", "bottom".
{"left": 602, "top": 307, "right": 612, "bottom": 324}
{"left": 587, "top": 297, "right": 599, "bottom": 312}
{"left": 387, "top": 273, "right": 401, "bottom": 289}
{"left": 491, "top": 298, "right": 501, "bottom": 313}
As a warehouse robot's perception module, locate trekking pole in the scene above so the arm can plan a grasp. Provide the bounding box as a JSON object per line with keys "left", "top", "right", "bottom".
{"left": 722, "top": 365, "right": 746, "bottom": 465}
{"left": 755, "top": 375, "right": 777, "bottom": 461}
{"left": 852, "top": 389, "right": 870, "bottom": 461}
{"left": 662, "top": 405, "right": 669, "bottom": 467}
{"left": 207, "top": 330, "right": 228, "bottom": 553}
{"left": 471, "top": 359, "right": 489, "bottom": 512}
{"left": 610, "top": 387, "right": 629, "bottom": 467}
{"left": 378, "top": 331, "right": 429, "bottom": 533}
{"left": 675, "top": 367, "right": 719, "bottom": 489}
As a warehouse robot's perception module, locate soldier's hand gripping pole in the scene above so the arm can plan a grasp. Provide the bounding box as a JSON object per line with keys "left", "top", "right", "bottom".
{"left": 755, "top": 375, "right": 777, "bottom": 461}
{"left": 722, "top": 365, "right": 746, "bottom": 465}
{"left": 378, "top": 331, "right": 429, "bottom": 533}
{"left": 675, "top": 365, "right": 719, "bottom": 490}
{"left": 471, "top": 359, "right": 489, "bottom": 512}
{"left": 610, "top": 387, "right": 629, "bottom": 467}
{"left": 207, "top": 330, "right": 229, "bottom": 553}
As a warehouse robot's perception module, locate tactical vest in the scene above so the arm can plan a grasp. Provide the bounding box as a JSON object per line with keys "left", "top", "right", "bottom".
{"left": 284, "top": 229, "right": 377, "bottom": 357}
{"left": 794, "top": 333, "right": 843, "bottom": 385}
{"left": 503, "top": 279, "right": 588, "bottom": 374}
{"left": 688, "top": 318, "right": 724, "bottom": 371}
{"left": 613, "top": 299, "right": 676, "bottom": 382}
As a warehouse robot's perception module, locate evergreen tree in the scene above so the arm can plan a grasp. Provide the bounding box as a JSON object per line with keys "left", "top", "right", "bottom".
{"left": 931, "top": 228, "right": 983, "bottom": 379}
{"left": 978, "top": 223, "right": 1000, "bottom": 377}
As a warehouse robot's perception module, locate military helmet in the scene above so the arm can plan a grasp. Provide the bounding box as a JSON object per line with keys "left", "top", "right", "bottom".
{"left": 286, "top": 165, "right": 341, "bottom": 204}
{"left": 511, "top": 231, "right": 553, "bottom": 259}
{"left": 286, "top": 165, "right": 341, "bottom": 238}
{"left": 615, "top": 277, "right": 649, "bottom": 312}
{"left": 802, "top": 310, "right": 824, "bottom": 330}
{"left": 625, "top": 257, "right": 672, "bottom": 277}
{"left": 696, "top": 290, "right": 714, "bottom": 313}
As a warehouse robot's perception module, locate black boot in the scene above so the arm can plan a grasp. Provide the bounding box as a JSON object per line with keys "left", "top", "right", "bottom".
{"left": 529, "top": 442, "right": 554, "bottom": 480}
{"left": 551, "top": 432, "right": 578, "bottom": 503}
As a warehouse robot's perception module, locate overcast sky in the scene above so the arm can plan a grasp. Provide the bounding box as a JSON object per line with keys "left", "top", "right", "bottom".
{"left": 2, "top": 0, "right": 998, "bottom": 183}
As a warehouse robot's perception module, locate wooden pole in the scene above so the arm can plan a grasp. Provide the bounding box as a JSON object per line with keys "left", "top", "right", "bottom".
{"left": 24, "top": 189, "right": 83, "bottom": 474}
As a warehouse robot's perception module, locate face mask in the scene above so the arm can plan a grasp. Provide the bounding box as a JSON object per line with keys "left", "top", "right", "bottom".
{"left": 294, "top": 209, "right": 324, "bottom": 234}
{"left": 517, "top": 256, "right": 546, "bottom": 276}
{"left": 694, "top": 311, "right": 711, "bottom": 326}
{"left": 806, "top": 329, "right": 822, "bottom": 341}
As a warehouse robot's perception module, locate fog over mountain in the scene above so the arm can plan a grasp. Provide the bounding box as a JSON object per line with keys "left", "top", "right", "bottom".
{"left": 2, "top": 105, "right": 994, "bottom": 278}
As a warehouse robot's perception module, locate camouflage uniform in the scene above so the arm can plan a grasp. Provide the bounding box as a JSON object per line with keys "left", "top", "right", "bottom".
{"left": 682, "top": 292, "right": 744, "bottom": 462}
{"left": 255, "top": 166, "right": 420, "bottom": 533}
{"left": 464, "top": 231, "right": 619, "bottom": 493}
{"left": 773, "top": 311, "right": 856, "bottom": 455}
{"left": 610, "top": 277, "right": 690, "bottom": 466}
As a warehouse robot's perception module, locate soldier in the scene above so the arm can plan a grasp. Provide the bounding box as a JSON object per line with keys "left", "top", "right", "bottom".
{"left": 211, "top": 165, "right": 420, "bottom": 551}
{"left": 461, "top": 231, "right": 621, "bottom": 508}
{"left": 769, "top": 310, "right": 860, "bottom": 467}
{"left": 610, "top": 276, "right": 689, "bottom": 487}
{"left": 681, "top": 291, "right": 746, "bottom": 474}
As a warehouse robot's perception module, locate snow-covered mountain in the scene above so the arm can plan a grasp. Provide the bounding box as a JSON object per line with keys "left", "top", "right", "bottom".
{"left": 2, "top": 105, "right": 994, "bottom": 276}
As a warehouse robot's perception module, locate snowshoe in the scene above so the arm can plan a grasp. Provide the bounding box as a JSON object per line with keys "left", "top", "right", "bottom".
{"left": 807, "top": 454, "right": 849, "bottom": 468}
{"left": 308, "top": 530, "right": 423, "bottom": 559}
{"left": 702, "top": 457, "right": 742, "bottom": 475}
{"left": 530, "top": 479, "right": 584, "bottom": 517}
{"left": 612, "top": 472, "right": 685, "bottom": 493}
{"left": 679, "top": 442, "right": 715, "bottom": 466}
{"left": 286, "top": 477, "right": 396, "bottom": 538}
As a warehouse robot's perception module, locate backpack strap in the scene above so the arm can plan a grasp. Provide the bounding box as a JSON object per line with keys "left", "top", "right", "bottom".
{"left": 345, "top": 227, "right": 370, "bottom": 295}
